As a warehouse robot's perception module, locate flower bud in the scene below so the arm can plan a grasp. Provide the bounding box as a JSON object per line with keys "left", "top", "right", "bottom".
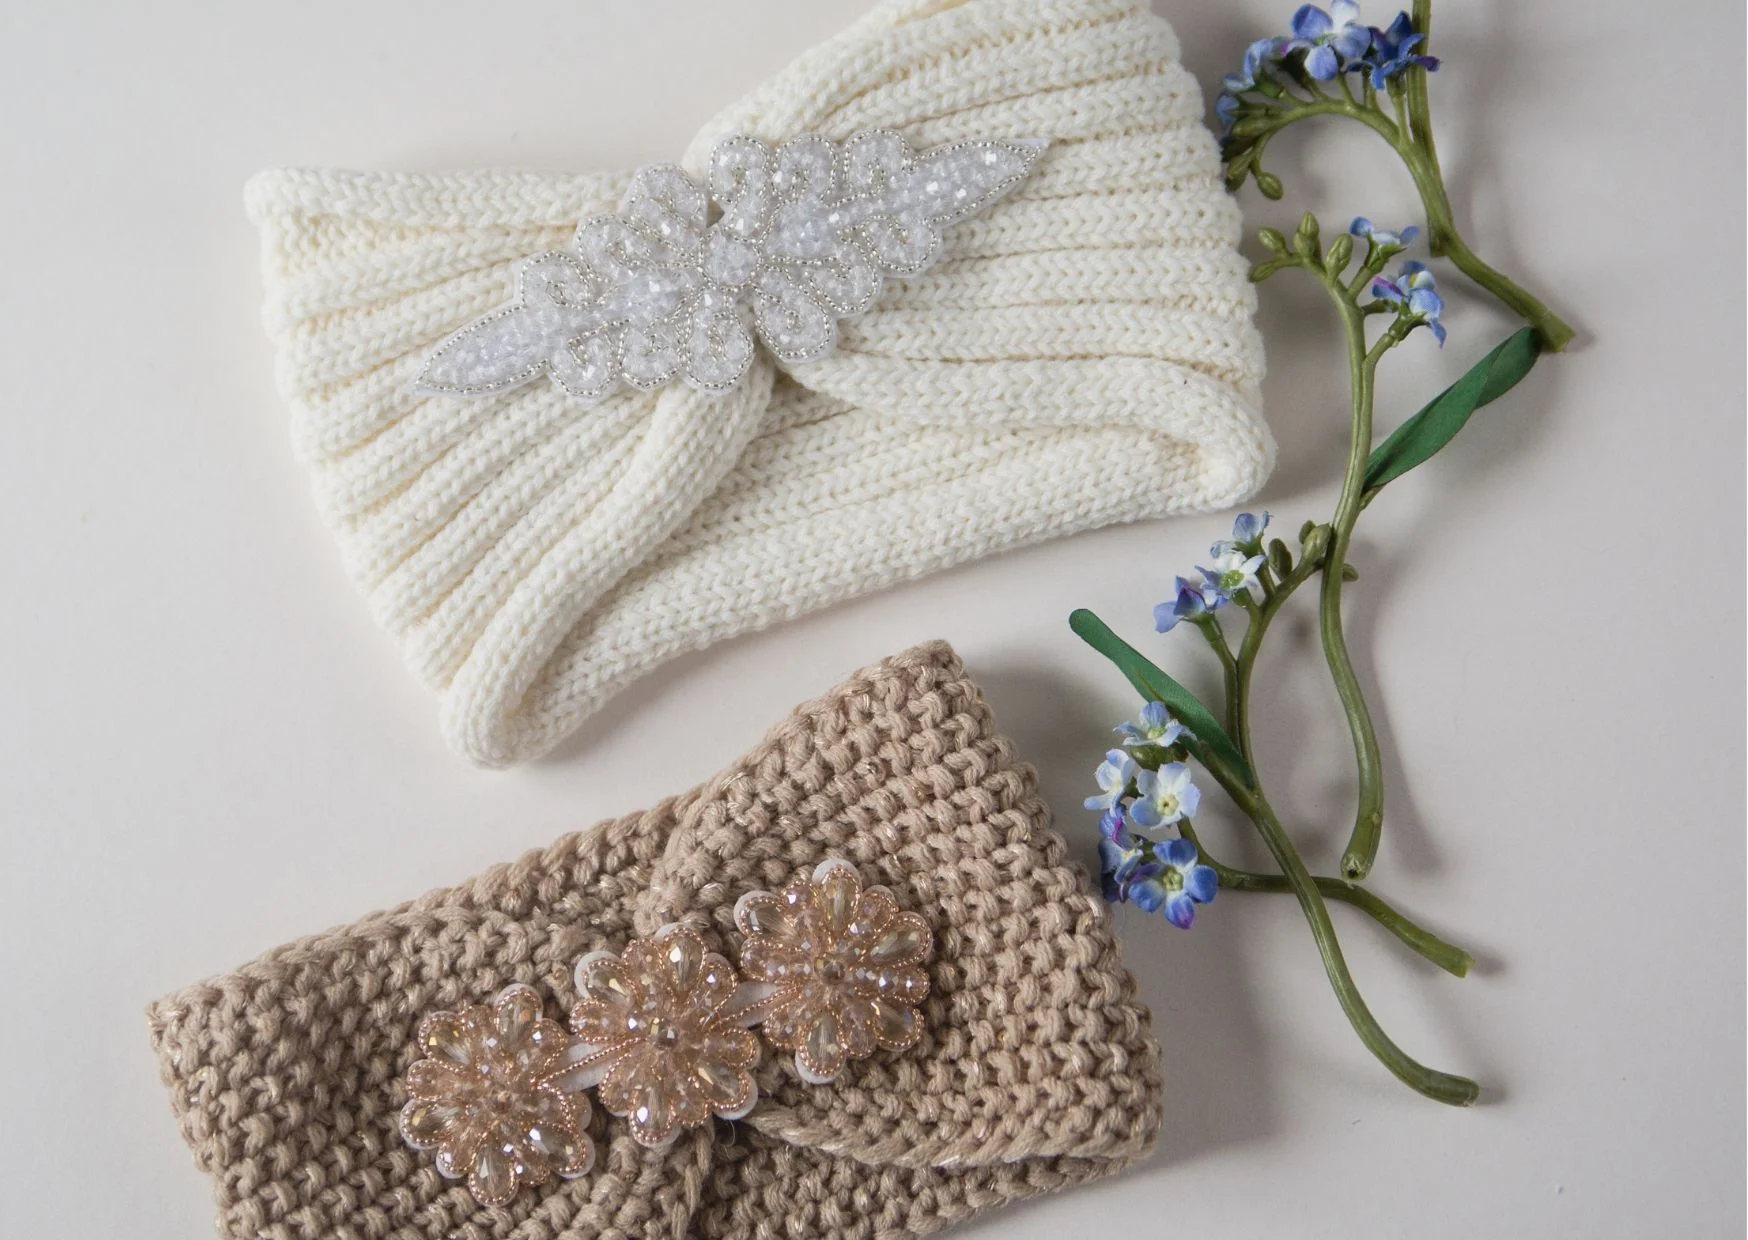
{"left": 1300, "top": 523, "right": 1331, "bottom": 564}
{"left": 1255, "top": 171, "right": 1284, "bottom": 200}
{"left": 1267, "top": 538, "right": 1292, "bottom": 578}
{"left": 1324, "top": 234, "right": 1354, "bottom": 274}
{"left": 1292, "top": 212, "right": 1321, "bottom": 258}
{"left": 1258, "top": 228, "right": 1289, "bottom": 256}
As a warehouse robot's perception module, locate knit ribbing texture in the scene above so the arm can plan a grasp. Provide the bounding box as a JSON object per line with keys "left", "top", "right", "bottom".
{"left": 148, "top": 643, "right": 1164, "bottom": 1239}
{"left": 245, "top": 0, "right": 1271, "bottom": 765}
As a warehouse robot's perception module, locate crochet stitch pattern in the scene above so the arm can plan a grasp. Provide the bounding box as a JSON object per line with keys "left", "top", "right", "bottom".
{"left": 148, "top": 644, "right": 1163, "bottom": 1239}
{"left": 243, "top": 0, "right": 1271, "bottom": 766}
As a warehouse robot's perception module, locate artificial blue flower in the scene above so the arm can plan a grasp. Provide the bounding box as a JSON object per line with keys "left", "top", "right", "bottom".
{"left": 1201, "top": 547, "right": 1266, "bottom": 601}
{"left": 1214, "top": 91, "right": 1242, "bottom": 133}
{"left": 1372, "top": 260, "right": 1447, "bottom": 344}
{"left": 1211, "top": 510, "right": 1271, "bottom": 561}
{"left": 1288, "top": 1, "right": 1372, "bottom": 80}
{"left": 1154, "top": 575, "right": 1220, "bottom": 632}
{"left": 1140, "top": 837, "right": 1220, "bottom": 929}
{"left": 1116, "top": 701, "right": 1189, "bottom": 750}
{"left": 1084, "top": 749, "right": 1138, "bottom": 812}
{"left": 1361, "top": 12, "right": 1439, "bottom": 88}
{"left": 1097, "top": 806, "right": 1148, "bottom": 902}
{"left": 1350, "top": 217, "right": 1422, "bottom": 251}
{"left": 1222, "top": 36, "right": 1283, "bottom": 95}
{"left": 1124, "top": 860, "right": 1171, "bottom": 914}
{"left": 1129, "top": 761, "right": 1202, "bottom": 830}
{"left": 1231, "top": 511, "right": 1270, "bottom": 546}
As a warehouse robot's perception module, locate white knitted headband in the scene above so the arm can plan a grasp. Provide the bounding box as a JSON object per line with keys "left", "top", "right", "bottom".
{"left": 246, "top": 0, "right": 1271, "bottom": 766}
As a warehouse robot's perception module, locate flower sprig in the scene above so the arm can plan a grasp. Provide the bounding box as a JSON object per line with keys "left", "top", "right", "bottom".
{"left": 1088, "top": 705, "right": 1218, "bottom": 929}
{"left": 1216, "top": 2, "right": 1573, "bottom": 351}
{"left": 1069, "top": 0, "right": 1568, "bottom": 1108}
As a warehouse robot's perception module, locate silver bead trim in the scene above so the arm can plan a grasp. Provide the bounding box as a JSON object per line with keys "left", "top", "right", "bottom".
{"left": 415, "top": 129, "right": 1047, "bottom": 404}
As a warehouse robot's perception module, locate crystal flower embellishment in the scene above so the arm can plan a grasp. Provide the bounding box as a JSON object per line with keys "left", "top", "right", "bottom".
{"left": 396, "top": 861, "right": 937, "bottom": 1204}
{"left": 565, "top": 927, "right": 764, "bottom": 1148}
{"left": 397, "top": 984, "right": 595, "bottom": 1207}
{"left": 734, "top": 859, "right": 933, "bottom": 1083}
{"left": 416, "top": 129, "right": 1045, "bottom": 405}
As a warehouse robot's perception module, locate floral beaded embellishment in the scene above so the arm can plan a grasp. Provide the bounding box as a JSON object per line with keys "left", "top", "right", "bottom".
{"left": 395, "top": 864, "right": 936, "bottom": 1203}
{"left": 734, "top": 859, "right": 934, "bottom": 1084}
{"left": 564, "top": 926, "right": 765, "bottom": 1148}
{"left": 415, "top": 129, "right": 1045, "bottom": 405}
{"left": 397, "top": 984, "right": 596, "bottom": 1207}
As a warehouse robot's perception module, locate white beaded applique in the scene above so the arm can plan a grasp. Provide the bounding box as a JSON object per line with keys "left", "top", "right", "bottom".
{"left": 416, "top": 130, "right": 1046, "bottom": 403}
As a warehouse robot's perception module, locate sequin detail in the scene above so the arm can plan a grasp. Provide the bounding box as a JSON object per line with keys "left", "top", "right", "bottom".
{"left": 564, "top": 927, "right": 765, "bottom": 1148}
{"left": 397, "top": 984, "right": 595, "bottom": 1207}
{"left": 734, "top": 859, "right": 934, "bottom": 1084}
{"left": 416, "top": 129, "right": 1046, "bottom": 403}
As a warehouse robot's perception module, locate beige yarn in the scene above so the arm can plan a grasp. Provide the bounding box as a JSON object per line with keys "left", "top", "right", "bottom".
{"left": 246, "top": 0, "right": 1270, "bottom": 767}
{"left": 148, "top": 643, "right": 1164, "bottom": 1239}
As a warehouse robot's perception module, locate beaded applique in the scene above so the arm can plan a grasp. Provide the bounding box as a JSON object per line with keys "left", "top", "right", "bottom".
{"left": 416, "top": 130, "right": 1045, "bottom": 403}
{"left": 397, "top": 985, "right": 596, "bottom": 1206}
{"left": 397, "top": 860, "right": 936, "bottom": 1201}
{"left": 562, "top": 926, "right": 766, "bottom": 1149}
{"left": 735, "top": 859, "right": 932, "bottom": 1084}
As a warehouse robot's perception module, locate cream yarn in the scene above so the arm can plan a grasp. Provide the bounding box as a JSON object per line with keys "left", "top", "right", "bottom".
{"left": 246, "top": 0, "right": 1271, "bottom": 766}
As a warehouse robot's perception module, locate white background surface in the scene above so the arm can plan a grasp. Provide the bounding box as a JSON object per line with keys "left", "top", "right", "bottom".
{"left": 1, "top": 1, "right": 1742, "bottom": 1236}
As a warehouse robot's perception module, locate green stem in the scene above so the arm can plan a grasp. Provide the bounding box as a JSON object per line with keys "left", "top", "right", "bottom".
{"left": 1228, "top": 597, "right": 1259, "bottom": 770}
{"left": 1408, "top": 1, "right": 1438, "bottom": 151}
{"left": 1226, "top": 550, "right": 1320, "bottom": 789}
{"left": 1180, "top": 823, "right": 1472, "bottom": 977}
{"left": 1405, "top": 5, "right": 1571, "bottom": 349}
{"left": 1321, "top": 292, "right": 1387, "bottom": 880}
{"left": 1204, "top": 770, "right": 1479, "bottom": 1105}
{"left": 1198, "top": 615, "right": 1240, "bottom": 740}
{"left": 1242, "top": 80, "right": 1575, "bottom": 350}
{"left": 1396, "top": 135, "right": 1574, "bottom": 352}
{"left": 1201, "top": 557, "right": 1473, "bottom": 977}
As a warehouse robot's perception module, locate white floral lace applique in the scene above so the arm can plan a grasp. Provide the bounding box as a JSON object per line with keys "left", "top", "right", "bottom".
{"left": 416, "top": 129, "right": 1046, "bottom": 403}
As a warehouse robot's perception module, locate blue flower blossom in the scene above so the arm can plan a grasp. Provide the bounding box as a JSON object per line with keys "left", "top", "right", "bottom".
{"left": 1231, "top": 511, "right": 1270, "bottom": 546}
{"left": 1216, "top": 38, "right": 1285, "bottom": 133}
{"left": 1135, "top": 838, "right": 1220, "bottom": 928}
{"left": 1154, "top": 575, "right": 1220, "bottom": 632}
{"left": 1372, "top": 260, "right": 1447, "bottom": 345}
{"left": 1097, "top": 806, "right": 1148, "bottom": 902}
{"left": 1223, "top": 36, "right": 1284, "bottom": 95}
{"left": 1116, "top": 701, "right": 1189, "bottom": 750}
{"left": 1093, "top": 781, "right": 1217, "bottom": 928}
{"left": 1201, "top": 547, "right": 1265, "bottom": 600}
{"left": 1287, "top": 1, "right": 1372, "bottom": 80}
{"left": 1350, "top": 217, "right": 1421, "bottom": 252}
{"left": 1084, "top": 749, "right": 1137, "bottom": 812}
{"left": 1121, "top": 860, "right": 1169, "bottom": 913}
{"left": 1361, "top": 12, "right": 1439, "bottom": 88}
{"left": 1214, "top": 91, "right": 1242, "bottom": 133}
{"left": 1213, "top": 511, "right": 1270, "bottom": 559}
{"left": 1129, "top": 761, "right": 1202, "bottom": 830}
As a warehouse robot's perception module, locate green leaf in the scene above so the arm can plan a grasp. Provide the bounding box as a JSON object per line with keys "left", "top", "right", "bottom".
{"left": 1363, "top": 327, "right": 1542, "bottom": 502}
{"left": 1068, "top": 608, "right": 1254, "bottom": 787}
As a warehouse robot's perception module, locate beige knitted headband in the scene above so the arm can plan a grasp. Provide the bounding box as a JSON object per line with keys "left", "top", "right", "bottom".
{"left": 247, "top": 0, "right": 1270, "bottom": 766}
{"left": 149, "top": 644, "right": 1163, "bottom": 1238}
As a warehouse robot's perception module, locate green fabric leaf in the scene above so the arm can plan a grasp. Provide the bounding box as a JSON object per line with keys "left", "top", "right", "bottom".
{"left": 1363, "top": 327, "right": 1542, "bottom": 502}
{"left": 1068, "top": 608, "right": 1254, "bottom": 787}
